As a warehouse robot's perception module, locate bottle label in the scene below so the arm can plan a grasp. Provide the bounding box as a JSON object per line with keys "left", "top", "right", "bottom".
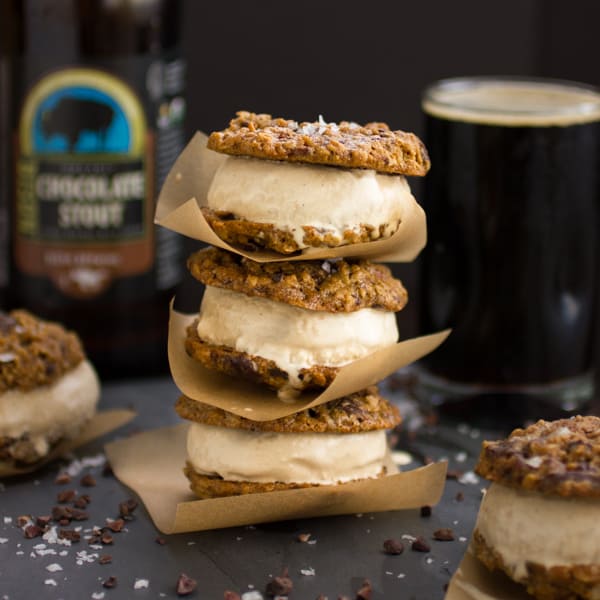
{"left": 15, "top": 68, "right": 153, "bottom": 298}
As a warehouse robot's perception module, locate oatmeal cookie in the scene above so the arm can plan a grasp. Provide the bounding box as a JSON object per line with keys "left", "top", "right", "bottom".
{"left": 183, "top": 463, "right": 317, "bottom": 498}
{"left": 185, "top": 322, "right": 337, "bottom": 391}
{"left": 475, "top": 416, "right": 600, "bottom": 498}
{"left": 0, "top": 310, "right": 85, "bottom": 393}
{"left": 0, "top": 430, "right": 65, "bottom": 466}
{"left": 207, "top": 111, "right": 430, "bottom": 176}
{"left": 201, "top": 207, "right": 398, "bottom": 255}
{"left": 187, "top": 247, "right": 408, "bottom": 313}
{"left": 183, "top": 462, "right": 387, "bottom": 499}
{"left": 175, "top": 387, "right": 400, "bottom": 433}
{"left": 473, "top": 528, "right": 600, "bottom": 600}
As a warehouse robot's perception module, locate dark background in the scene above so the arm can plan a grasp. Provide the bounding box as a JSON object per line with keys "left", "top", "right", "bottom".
{"left": 179, "top": 0, "right": 600, "bottom": 337}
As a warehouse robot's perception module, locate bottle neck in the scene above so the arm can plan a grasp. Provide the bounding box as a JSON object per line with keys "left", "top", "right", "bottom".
{"left": 1, "top": 0, "right": 181, "bottom": 59}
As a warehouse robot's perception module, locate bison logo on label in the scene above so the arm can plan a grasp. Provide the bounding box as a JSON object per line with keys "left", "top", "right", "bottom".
{"left": 35, "top": 88, "right": 127, "bottom": 153}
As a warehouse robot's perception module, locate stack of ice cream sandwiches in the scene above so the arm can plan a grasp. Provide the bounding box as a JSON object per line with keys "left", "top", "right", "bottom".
{"left": 171, "top": 111, "right": 431, "bottom": 499}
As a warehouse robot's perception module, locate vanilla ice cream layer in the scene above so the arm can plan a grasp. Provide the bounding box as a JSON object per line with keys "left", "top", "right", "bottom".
{"left": 196, "top": 286, "right": 398, "bottom": 386}
{"left": 475, "top": 483, "right": 600, "bottom": 581}
{"left": 207, "top": 156, "right": 414, "bottom": 248}
{"left": 187, "top": 421, "right": 388, "bottom": 484}
{"left": 0, "top": 360, "right": 100, "bottom": 458}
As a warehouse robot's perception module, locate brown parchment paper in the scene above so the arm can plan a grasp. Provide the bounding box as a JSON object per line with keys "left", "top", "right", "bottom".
{"left": 168, "top": 304, "right": 450, "bottom": 421}
{"left": 445, "top": 547, "right": 531, "bottom": 600}
{"left": 0, "top": 409, "right": 135, "bottom": 478}
{"left": 105, "top": 422, "right": 448, "bottom": 534}
{"left": 154, "top": 132, "right": 427, "bottom": 263}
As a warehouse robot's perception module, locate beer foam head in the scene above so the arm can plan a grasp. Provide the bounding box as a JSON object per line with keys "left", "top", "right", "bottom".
{"left": 423, "top": 77, "right": 600, "bottom": 126}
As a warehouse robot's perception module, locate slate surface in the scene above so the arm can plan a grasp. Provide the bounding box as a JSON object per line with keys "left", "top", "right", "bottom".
{"left": 0, "top": 377, "right": 494, "bottom": 600}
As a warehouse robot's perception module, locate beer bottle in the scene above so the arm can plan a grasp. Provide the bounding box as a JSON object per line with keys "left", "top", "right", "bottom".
{"left": 1, "top": 0, "right": 186, "bottom": 377}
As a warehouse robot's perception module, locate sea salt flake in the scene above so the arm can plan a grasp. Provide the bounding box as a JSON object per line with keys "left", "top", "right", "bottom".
{"left": 426, "top": 557, "right": 434, "bottom": 564}
{"left": 524, "top": 456, "right": 543, "bottom": 468}
{"left": 455, "top": 451, "right": 467, "bottom": 463}
{"left": 92, "top": 593, "right": 105, "bottom": 599}
{"left": 459, "top": 537, "right": 468, "bottom": 543}
{"left": 44, "top": 579, "right": 57, "bottom": 586}
{"left": 4, "top": 517, "right": 12, "bottom": 524}
{"left": 134, "top": 579, "right": 149, "bottom": 590}
{"left": 401, "top": 534, "right": 417, "bottom": 542}
{"left": 397, "top": 573, "right": 406, "bottom": 579}
{"left": 241, "top": 592, "right": 263, "bottom": 600}
{"left": 458, "top": 471, "right": 479, "bottom": 485}
{"left": 75, "top": 550, "right": 99, "bottom": 565}
{"left": 385, "top": 571, "right": 393, "bottom": 575}
{"left": 64, "top": 454, "right": 106, "bottom": 478}
{"left": 0, "top": 538, "right": 8, "bottom": 544}
{"left": 43, "top": 526, "right": 71, "bottom": 546}
{"left": 300, "top": 567, "right": 315, "bottom": 576}
{"left": 46, "top": 563, "right": 63, "bottom": 572}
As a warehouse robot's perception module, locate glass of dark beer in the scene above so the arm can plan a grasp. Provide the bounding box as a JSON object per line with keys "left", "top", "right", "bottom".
{"left": 416, "top": 77, "right": 600, "bottom": 421}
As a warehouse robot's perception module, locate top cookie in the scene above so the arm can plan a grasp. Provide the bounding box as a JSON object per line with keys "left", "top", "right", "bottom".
{"left": 207, "top": 111, "right": 431, "bottom": 176}
{"left": 475, "top": 415, "right": 600, "bottom": 498}
{"left": 0, "top": 310, "right": 85, "bottom": 393}
{"left": 187, "top": 247, "right": 408, "bottom": 313}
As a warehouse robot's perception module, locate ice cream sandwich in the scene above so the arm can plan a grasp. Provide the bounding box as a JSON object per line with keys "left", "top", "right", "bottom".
{"left": 185, "top": 247, "right": 407, "bottom": 396}
{"left": 473, "top": 416, "right": 600, "bottom": 600}
{"left": 203, "top": 111, "right": 430, "bottom": 254}
{"left": 175, "top": 386, "right": 401, "bottom": 498}
{"left": 0, "top": 310, "right": 100, "bottom": 472}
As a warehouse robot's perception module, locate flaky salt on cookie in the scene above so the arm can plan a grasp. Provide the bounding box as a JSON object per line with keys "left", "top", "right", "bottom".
{"left": 472, "top": 416, "right": 600, "bottom": 600}
{"left": 203, "top": 111, "right": 430, "bottom": 254}
{"left": 175, "top": 387, "right": 401, "bottom": 498}
{"left": 0, "top": 310, "right": 100, "bottom": 473}
{"left": 185, "top": 247, "right": 407, "bottom": 396}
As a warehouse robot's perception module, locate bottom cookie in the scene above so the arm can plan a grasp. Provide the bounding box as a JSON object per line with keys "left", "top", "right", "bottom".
{"left": 183, "top": 462, "right": 387, "bottom": 499}
{"left": 472, "top": 528, "right": 600, "bottom": 600}
{"left": 185, "top": 322, "right": 337, "bottom": 392}
{"left": 202, "top": 207, "right": 396, "bottom": 254}
{"left": 183, "top": 462, "right": 318, "bottom": 498}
